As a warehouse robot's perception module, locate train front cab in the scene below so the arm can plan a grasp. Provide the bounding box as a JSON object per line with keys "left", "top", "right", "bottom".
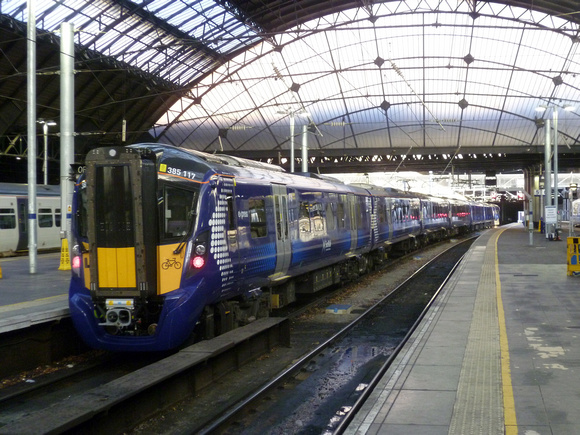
{"left": 69, "top": 147, "right": 205, "bottom": 351}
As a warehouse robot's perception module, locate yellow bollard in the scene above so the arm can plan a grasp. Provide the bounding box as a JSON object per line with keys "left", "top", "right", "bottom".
{"left": 567, "top": 237, "right": 580, "bottom": 276}
{"left": 58, "top": 238, "right": 71, "bottom": 271}
{"left": 0, "top": 262, "right": 3, "bottom": 279}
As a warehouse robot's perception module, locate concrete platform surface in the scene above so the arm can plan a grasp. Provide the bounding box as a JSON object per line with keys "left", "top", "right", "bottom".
{"left": 0, "top": 253, "right": 70, "bottom": 332}
{"left": 347, "top": 223, "right": 580, "bottom": 435}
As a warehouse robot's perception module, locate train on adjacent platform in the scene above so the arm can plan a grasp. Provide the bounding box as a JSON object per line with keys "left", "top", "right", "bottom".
{"left": 68, "top": 144, "right": 499, "bottom": 351}
{"left": 0, "top": 183, "right": 61, "bottom": 256}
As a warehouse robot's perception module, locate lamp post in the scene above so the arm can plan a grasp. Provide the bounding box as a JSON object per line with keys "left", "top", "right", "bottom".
{"left": 537, "top": 103, "right": 575, "bottom": 237}
{"left": 277, "top": 108, "right": 308, "bottom": 173}
{"left": 38, "top": 119, "right": 56, "bottom": 185}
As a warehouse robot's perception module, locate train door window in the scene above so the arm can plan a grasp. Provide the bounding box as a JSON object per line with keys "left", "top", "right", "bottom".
{"left": 275, "top": 196, "right": 282, "bottom": 239}
{"left": 0, "top": 208, "right": 16, "bottom": 229}
{"left": 299, "top": 201, "right": 311, "bottom": 232}
{"left": 281, "top": 196, "right": 289, "bottom": 238}
{"left": 378, "top": 201, "right": 387, "bottom": 224}
{"left": 162, "top": 185, "right": 196, "bottom": 240}
{"left": 38, "top": 208, "right": 53, "bottom": 228}
{"left": 349, "top": 196, "right": 357, "bottom": 230}
{"left": 249, "top": 198, "right": 267, "bottom": 238}
{"left": 336, "top": 202, "right": 345, "bottom": 229}
{"left": 274, "top": 195, "right": 289, "bottom": 239}
{"left": 18, "top": 202, "right": 27, "bottom": 233}
{"left": 55, "top": 209, "right": 61, "bottom": 227}
{"left": 96, "top": 165, "right": 134, "bottom": 246}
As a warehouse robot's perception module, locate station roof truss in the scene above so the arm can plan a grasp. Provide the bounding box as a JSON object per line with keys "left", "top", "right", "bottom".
{"left": 2, "top": 0, "right": 580, "bottom": 177}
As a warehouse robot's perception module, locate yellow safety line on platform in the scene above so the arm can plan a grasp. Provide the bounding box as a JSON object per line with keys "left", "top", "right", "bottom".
{"left": 494, "top": 228, "right": 518, "bottom": 434}
{"left": 0, "top": 294, "right": 68, "bottom": 313}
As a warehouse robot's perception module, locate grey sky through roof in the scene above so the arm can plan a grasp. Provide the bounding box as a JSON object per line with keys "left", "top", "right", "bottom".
{"left": 150, "top": 1, "right": 580, "bottom": 157}
{"left": 2, "top": 0, "right": 580, "bottom": 175}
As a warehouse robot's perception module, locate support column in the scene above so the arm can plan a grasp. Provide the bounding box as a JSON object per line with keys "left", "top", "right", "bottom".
{"left": 301, "top": 125, "right": 308, "bottom": 173}
{"left": 27, "top": 0, "right": 37, "bottom": 274}
{"left": 545, "top": 119, "right": 552, "bottom": 235}
{"left": 60, "top": 22, "right": 75, "bottom": 269}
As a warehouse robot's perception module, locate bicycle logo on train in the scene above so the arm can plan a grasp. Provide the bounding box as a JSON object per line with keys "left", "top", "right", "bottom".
{"left": 162, "top": 258, "right": 182, "bottom": 270}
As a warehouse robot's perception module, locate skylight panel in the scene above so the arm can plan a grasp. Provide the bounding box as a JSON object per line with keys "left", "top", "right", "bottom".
{"left": 1, "top": 0, "right": 26, "bottom": 19}
{"left": 37, "top": 0, "right": 83, "bottom": 30}
{"left": 147, "top": 0, "right": 186, "bottom": 18}
{"left": 144, "top": 0, "right": 258, "bottom": 55}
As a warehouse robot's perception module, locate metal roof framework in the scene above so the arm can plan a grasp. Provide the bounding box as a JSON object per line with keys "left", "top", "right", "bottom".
{"left": 1, "top": 0, "right": 580, "bottom": 181}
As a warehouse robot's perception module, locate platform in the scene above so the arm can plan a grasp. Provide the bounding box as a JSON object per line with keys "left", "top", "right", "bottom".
{"left": 346, "top": 223, "right": 580, "bottom": 435}
{"left": 0, "top": 253, "right": 70, "bottom": 333}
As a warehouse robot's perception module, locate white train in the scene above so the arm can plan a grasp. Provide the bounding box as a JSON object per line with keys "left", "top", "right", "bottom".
{"left": 572, "top": 199, "right": 580, "bottom": 222}
{"left": 0, "top": 183, "right": 62, "bottom": 256}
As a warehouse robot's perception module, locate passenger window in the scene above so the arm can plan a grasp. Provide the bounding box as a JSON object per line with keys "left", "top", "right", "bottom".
{"left": 38, "top": 208, "right": 53, "bottom": 228}
{"left": 249, "top": 198, "right": 267, "bottom": 238}
{"left": 0, "top": 208, "right": 16, "bottom": 229}
{"left": 55, "top": 208, "right": 61, "bottom": 227}
{"left": 326, "top": 203, "right": 336, "bottom": 231}
{"left": 299, "top": 201, "right": 311, "bottom": 232}
{"left": 312, "top": 203, "right": 324, "bottom": 232}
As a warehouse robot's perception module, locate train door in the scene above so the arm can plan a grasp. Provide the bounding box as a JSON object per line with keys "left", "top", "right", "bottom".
{"left": 84, "top": 148, "right": 158, "bottom": 300}
{"left": 16, "top": 198, "right": 27, "bottom": 251}
{"left": 347, "top": 194, "right": 357, "bottom": 251}
{"left": 271, "top": 183, "right": 291, "bottom": 276}
{"left": 221, "top": 176, "right": 240, "bottom": 295}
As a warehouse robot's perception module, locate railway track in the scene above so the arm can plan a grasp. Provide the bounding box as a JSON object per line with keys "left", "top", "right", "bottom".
{"left": 0, "top": 351, "right": 171, "bottom": 428}
{"left": 194, "top": 238, "right": 474, "bottom": 434}
{"left": 0, "top": 237, "right": 448, "bottom": 380}
{"left": 0, "top": 235, "right": 475, "bottom": 434}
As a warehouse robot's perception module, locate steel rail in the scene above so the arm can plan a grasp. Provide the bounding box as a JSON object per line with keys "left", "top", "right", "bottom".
{"left": 198, "top": 236, "right": 476, "bottom": 434}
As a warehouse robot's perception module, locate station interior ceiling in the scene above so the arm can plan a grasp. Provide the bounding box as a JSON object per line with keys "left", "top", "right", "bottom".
{"left": 2, "top": 0, "right": 580, "bottom": 186}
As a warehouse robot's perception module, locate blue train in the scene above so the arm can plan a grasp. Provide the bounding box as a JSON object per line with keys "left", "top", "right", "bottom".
{"left": 68, "top": 144, "right": 498, "bottom": 351}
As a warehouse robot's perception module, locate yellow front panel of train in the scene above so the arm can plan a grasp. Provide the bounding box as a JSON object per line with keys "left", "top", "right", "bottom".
{"left": 157, "top": 244, "right": 184, "bottom": 294}
{"left": 97, "top": 247, "right": 137, "bottom": 288}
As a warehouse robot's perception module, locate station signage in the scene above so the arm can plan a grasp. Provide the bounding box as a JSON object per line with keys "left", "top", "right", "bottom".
{"left": 545, "top": 206, "right": 557, "bottom": 224}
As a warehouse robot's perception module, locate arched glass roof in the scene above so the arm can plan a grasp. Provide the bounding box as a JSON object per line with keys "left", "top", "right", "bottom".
{"left": 150, "top": 1, "right": 580, "bottom": 160}
{"left": 1, "top": 0, "right": 580, "bottom": 174}
{"left": 1, "top": 0, "right": 261, "bottom": 86}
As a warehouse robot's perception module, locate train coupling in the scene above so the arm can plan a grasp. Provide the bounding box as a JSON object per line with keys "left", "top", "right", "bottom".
{"left": 99, "top": 299, "right": 134, "bottom": 327}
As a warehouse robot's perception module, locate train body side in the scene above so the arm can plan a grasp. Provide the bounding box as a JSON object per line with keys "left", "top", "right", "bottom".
{"left": 69, "top": 145, "right": 374, "bottom": 350}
